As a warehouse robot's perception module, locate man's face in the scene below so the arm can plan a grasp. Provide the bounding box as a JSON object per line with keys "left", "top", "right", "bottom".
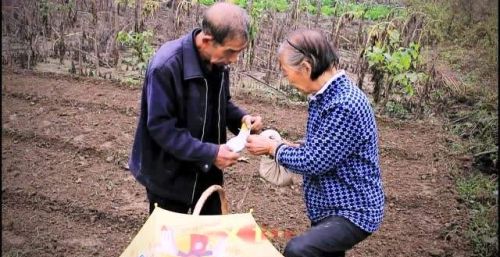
{"left": 205, "top": 36, "right": 248, "bottom": 68}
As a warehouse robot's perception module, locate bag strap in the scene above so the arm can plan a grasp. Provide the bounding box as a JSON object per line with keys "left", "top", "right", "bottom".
{"left": 192, "top": 185, "right": 229, "bottom": 215}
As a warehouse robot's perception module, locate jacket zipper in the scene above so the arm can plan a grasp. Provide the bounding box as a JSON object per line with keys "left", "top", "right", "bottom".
{"left": 187, "top": 73, "right": 223, "bottom": 214}
{"left": 187, "top": 78, "right": 209, "bottom": 214}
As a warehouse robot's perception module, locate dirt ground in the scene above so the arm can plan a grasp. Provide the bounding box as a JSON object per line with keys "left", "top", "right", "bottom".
{"left": 2, "top": 70, "right": 472, "bottom": 257}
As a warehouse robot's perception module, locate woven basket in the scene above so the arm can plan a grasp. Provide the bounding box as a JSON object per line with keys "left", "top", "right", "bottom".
{"left": 192, "top": 184, "right": 229, "bottom": 215}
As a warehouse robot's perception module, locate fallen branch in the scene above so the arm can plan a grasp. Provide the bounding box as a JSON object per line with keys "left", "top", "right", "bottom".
{"left": 237, "top": 72, "right": 289, "bottom": 98}
{"left": 236, "top": 173, "right": 254, "bottom": 212}
{"left": 474, "top": 149, "right": 497, "bottom": 158}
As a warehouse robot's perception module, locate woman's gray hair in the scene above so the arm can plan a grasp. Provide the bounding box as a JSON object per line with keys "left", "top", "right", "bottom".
{"left": 278, "top": 29, "right": 339, "bottom": 80}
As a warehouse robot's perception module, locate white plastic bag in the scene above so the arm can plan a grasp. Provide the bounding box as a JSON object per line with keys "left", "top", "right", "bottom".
{"left": 226, "top": 124, "right": 251, "bottom": 152}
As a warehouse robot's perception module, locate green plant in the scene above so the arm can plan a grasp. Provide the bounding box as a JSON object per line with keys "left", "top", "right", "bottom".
{"left": 342, "top": 2, "right": 366, "bottom": 19}
{"left": 143, "top": 0, "right": 161, "bottom": 17}
{"left": 457, "top": 173, "right": 498, "bottom": 257}
{"left": 457, "top": 174, "right": 497, "bottom": 205}
{"left": 405, "top": 0, "right": 497, "bottom": 51}
{"left": 198, "top": 0, "right": 215, "bottom": 6}
{"left": 399, "top": 2, "right": 498, "bottom": 254}
{"left": 120, "top": 76, "right": 143, "bottom": 87}
{"left": 468, "top": 204, "right": 498, "bottom": 257}
{"left": 229, "top": 0, "right": 401, "bottom": 21}
{"left": 115, "top": 0, "right": 135, "bottom": 7}
{"left": 234, "top": 0, "right": 289, "bottom": 12}
{"left": 115, "top": 0, "right": 161, "bottom": 17}
{"left": 449, "top": 100, "right": 498, "bottom": 173}
{"left": 365, "top": 28, "right": 428, "bottom": 108}
{"left": 321, "top": 5, "right": 335, "bottom": 16}
{"left": 404, "top": 0, "right": 451, "bottom": 44}
{"left": 384, "top": 100, "right": 410, "bottom": 119}
{"left": 417, "top": 1, "right": 498, "bottom": 173}
{"left": 318, "top": 1, "right": 402, "bottom": 20}
{"left": 116, "top": 30, "right": 155, "bottom": 72}
{"left": 363, "top": 4, "right": 393, "bottom": 20}
{"left": 232, "top": 0, "right": 289, "bottom": 69}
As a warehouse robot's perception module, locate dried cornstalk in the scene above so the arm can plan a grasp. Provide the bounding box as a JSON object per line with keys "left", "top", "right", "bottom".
{"left": 91, "top": 1, "right": 99, "bottom": 75}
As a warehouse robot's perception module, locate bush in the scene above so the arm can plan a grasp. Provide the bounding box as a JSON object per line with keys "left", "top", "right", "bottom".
{"left": 116, "top": 30, "right": 155, "bottom": 72}
{"left": 457, "top": 173, "right": 498, "bottom": 257}
{"left": 198, "top": 0, "right": 215, "bottom": 6}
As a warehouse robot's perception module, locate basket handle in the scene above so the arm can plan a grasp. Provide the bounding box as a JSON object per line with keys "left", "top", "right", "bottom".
{"left": 192, "top": 185, "right": 229, "bottom": 215}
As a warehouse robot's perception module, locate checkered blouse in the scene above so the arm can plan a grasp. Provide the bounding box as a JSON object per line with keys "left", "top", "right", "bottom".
{"left": 276, "top": 71, "right": 385, "bottom": 232}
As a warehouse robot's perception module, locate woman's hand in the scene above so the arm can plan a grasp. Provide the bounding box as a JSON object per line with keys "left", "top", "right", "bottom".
{"left": 245, "top": 135, "right": 279, "bottom": 156}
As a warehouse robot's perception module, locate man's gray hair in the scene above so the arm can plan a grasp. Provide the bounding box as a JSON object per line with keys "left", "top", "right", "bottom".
{"left": 202, "top": 2, "right": 250, "bottom": 44}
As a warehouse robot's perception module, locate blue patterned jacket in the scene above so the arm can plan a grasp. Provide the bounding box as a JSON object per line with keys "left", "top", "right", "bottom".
{"left": 276, "top": 71, "right": 385, "bottom": 233}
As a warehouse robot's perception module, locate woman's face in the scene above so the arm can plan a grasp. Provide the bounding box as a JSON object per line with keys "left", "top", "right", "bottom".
{"left": 278, "top": 51, "right": 313, "bottom": 94}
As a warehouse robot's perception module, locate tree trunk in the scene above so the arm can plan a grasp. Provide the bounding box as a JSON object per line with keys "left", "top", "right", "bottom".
{"left": 91, "top": 1, "right": 100, "bottom": 76}
{"left": 356, "top": 58, "right": 367, "bottom": 91}
{"left": 79, "top": 30, "right": 83, "bottom": 75}
{"left": 372, "top": 71, "right": 383, "bottom": 104}
{"left": 381, "top": 80, "right": 393, "bottom": 109}
{"left": 59, "top": 22, "right": 66, "bottom": 64}
{"left": 7, "top": 35, "right": 12, "bottom": 68}
{"left": 314, "top": 0, "right": 322, "bottom": 26}
{"left": 246, "top": 0, "right": 254, "bottom": 70}
{"left": 291, "top": 0, "right": 300, "bottom": 22}
{"left": 135, "top": 0, "right": 143, "bottom": 32}
{"left": 333, "top": 15, "right": 343, "bottom": 49}
{"left": 112, "top": 0, "right": 121, "bottom": 68}
{"left": 266, "top": 14, "right": 277, "bottom": 82}
{"left": 195, "top": 1, "right": 201, "bottom": 22}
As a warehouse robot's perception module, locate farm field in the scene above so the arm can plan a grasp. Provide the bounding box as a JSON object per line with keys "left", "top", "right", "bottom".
{"left": 2, "top": 0, "right": 497, "bottom": 256}
{"left": 2, "top": 70, "right": 472, "bottom": 257}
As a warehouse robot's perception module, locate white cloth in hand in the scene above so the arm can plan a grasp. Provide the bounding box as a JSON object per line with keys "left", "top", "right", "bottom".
{"left": 226, "top": 124, "right": 250, "bottom": 152}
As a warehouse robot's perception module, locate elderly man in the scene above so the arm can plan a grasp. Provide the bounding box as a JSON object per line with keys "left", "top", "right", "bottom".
{"left": 129, "top": 2, "right": 263, "bottom": 216}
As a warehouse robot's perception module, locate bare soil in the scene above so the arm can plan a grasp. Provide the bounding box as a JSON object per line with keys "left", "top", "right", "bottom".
{"left": 2, "top": 70, "right": 472, "bottom": 257}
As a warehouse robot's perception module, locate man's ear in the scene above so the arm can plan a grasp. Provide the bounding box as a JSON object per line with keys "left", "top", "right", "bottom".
{"left": 301, "top": 60, "right": 312, "bottom": 77}
{"left": 200, "top": 33, "right": 214, "bottom": 46}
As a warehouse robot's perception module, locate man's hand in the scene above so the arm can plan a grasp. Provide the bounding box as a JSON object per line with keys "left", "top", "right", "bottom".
{"left": 245, "top": 135, "right": 280, "bottom": 156}
{"left": 214, "top": 145, "right": 240, "bottom": 169}
{"left": 242, "top": 115, "right": 263, "bottom": 133}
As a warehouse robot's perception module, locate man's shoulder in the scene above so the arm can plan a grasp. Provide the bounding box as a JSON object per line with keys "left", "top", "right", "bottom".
{"left": 149, "top": 37, "right": 184, "bottom": 70}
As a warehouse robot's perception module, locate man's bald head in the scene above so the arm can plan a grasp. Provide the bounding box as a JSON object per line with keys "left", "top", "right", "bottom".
{"left": 201, "top": 2, "right": 250, "bottom": 45}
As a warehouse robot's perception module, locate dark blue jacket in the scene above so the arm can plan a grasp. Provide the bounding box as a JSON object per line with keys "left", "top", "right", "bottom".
{"left": 129, "top": 29, "right": 246, "bottom": 206}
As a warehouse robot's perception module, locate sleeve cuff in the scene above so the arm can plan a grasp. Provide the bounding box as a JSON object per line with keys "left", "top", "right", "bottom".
{"left": 273, "top": 143, "right": 287, "bottom": 163}
{"left": 198, "top": 143, "right": 219, "bottom": 173}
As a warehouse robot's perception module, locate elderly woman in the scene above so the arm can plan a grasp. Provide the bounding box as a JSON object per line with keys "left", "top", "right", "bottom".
{"left": 245, "top": 29, "right": 385, "bottom": 257}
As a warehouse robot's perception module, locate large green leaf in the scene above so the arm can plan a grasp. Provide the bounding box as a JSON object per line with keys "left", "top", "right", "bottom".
{"left": 400, "top": 52, "right": 412, "bottom": 70}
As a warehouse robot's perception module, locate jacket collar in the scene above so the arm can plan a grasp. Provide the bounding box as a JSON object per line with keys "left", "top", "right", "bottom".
{"left": 308, "top": 69, "right": 346, "bottom": 101}
{"left": 182, "top": 29, "right": 205, "bottom": 80}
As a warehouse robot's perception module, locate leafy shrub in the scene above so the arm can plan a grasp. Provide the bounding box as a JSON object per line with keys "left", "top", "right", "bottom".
{"left": 198, "top": 0, "right": 215, "bottom": 6}
{"left": 365, "top": 29, "right": 428, "bottom": 107}
{"left": 457, "top": 174, "right": 498, "bottom": 257}
{"left": 364, "top": 4, "right": 394, "bottom": 20}
{"left": 384, "top": 100, "right": 410, "bottom": 119}
{"left": 116, "top": 30, "right": 155, "bottom": 72}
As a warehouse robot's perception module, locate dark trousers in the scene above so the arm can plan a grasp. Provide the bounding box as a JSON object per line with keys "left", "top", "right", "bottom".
{"left": 146, "top": 188, "right": 222, "bottom": 215}
{"left": 284, "top": 216, "right": 370, "bottom": 257}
